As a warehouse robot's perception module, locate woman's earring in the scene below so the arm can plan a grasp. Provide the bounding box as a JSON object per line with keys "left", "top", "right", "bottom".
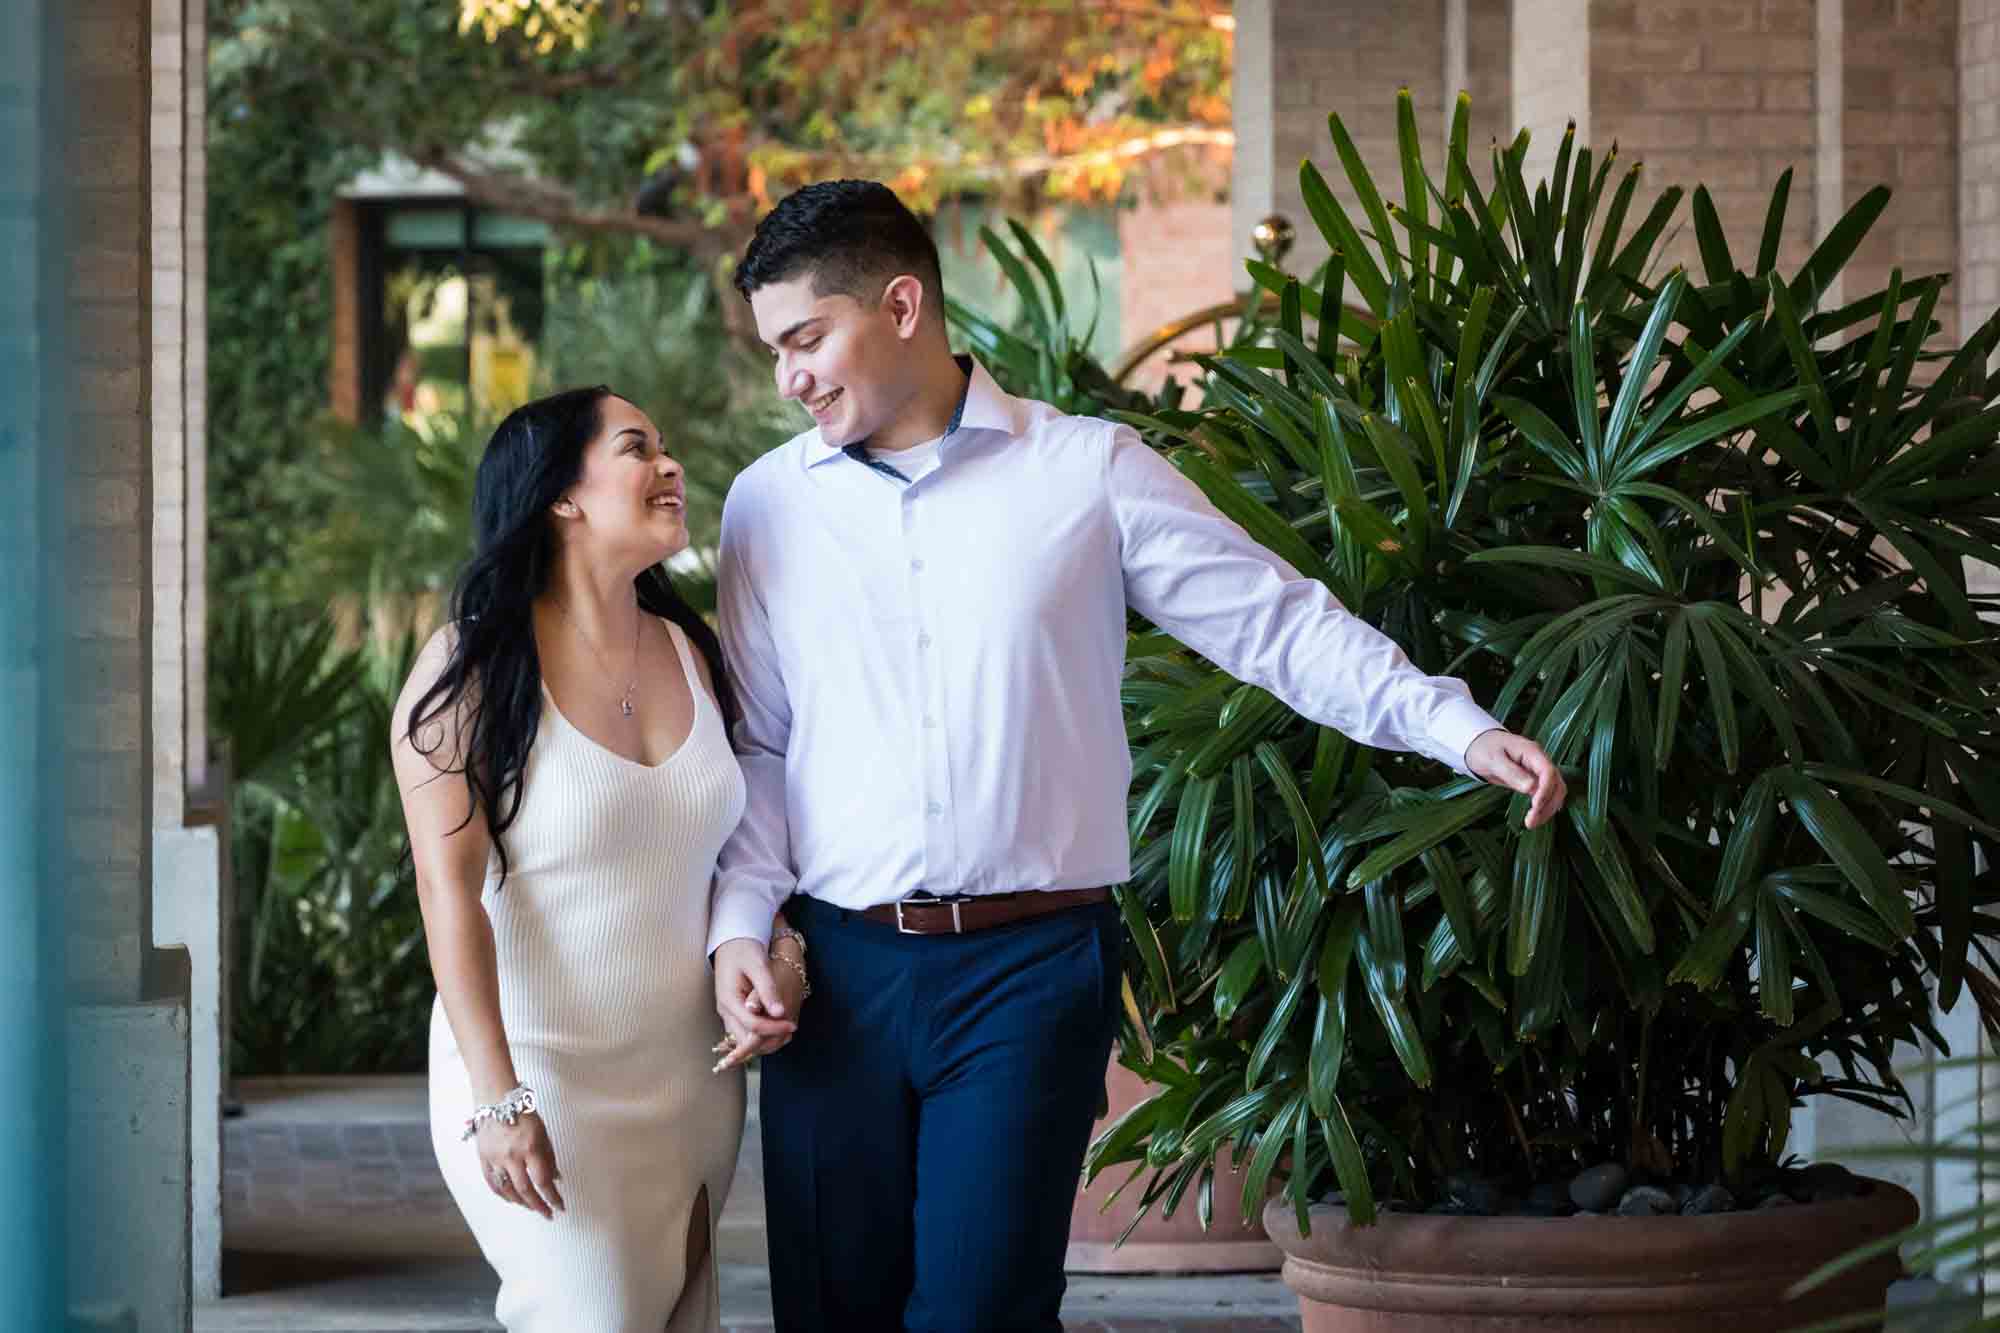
{"left": 555, "top": 499, "right": 578, "bottom": 517}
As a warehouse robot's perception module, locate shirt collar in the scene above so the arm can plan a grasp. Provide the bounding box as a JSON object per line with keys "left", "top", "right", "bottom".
{"left": 803, "top": 356, "right": 1018, "bottom": 470}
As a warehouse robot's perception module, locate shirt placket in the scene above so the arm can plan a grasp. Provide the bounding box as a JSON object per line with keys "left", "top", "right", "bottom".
{"left": 901, "top": 479, "right": 958, "bottom": 894}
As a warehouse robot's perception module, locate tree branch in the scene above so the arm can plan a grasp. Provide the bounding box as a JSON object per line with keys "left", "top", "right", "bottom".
{"left": 403, "top": 147, "right": 743, "bottom": 256}
{"left": 775, "top": 126, "right": 1236, "bottom": 186}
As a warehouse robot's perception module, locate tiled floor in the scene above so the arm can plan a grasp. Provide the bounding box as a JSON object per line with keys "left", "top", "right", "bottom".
{"left": 203, "top": 1075, "right": 1301, "bottom": 1332}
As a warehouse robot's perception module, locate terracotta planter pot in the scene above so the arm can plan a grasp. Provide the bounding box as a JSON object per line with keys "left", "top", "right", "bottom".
{"left": 1261, "top": 1178, "right": 1919, "bottom": 1331}
{"left": 1065, "top": 1060, "right": 1282, "bottom": 1273}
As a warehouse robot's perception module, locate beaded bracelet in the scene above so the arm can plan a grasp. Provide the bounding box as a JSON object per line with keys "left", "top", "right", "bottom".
{"left": 461, "top": 1084, "right": 538, "bottom": 1142}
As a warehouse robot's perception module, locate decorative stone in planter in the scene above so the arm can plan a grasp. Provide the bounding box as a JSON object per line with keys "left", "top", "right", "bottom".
{"left": 1261, "top": 1177, "right": 1918, "bottom": 1331}
{"left": 1066, "top": 1061, "right": 1282, "bottom": 1273}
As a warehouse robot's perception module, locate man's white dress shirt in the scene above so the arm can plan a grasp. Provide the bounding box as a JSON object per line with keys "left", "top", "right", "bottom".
{"left": 706, "top": 359, "right": 1501, "bottom": 952}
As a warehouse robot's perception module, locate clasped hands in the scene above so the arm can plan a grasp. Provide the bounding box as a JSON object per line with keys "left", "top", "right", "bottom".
{"left": 711, "top": 931, "right": 807, "bottom": 1074}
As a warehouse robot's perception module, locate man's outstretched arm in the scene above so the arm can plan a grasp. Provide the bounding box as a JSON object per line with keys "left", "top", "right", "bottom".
{"left": 1108, "top": 428, "right": 1567, "bottom": 827}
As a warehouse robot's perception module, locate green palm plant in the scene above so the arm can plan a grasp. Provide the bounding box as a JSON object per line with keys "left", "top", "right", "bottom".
{"left": 946, "top": 219, "right": 1212, "bottom": 419}
{"left": 217, "top": 611, "right": 434, "bottom": 1074}
{"left": 1085, "top": 91, "right": 2000, "bottom": 1241}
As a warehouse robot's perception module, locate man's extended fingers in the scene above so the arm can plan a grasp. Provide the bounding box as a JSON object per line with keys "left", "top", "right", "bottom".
{"left": 1531, "top": 759, "right": 1568, "bottom": 829}
{"left": 1516, "top": 745, "right": 1566, "bottom": 829}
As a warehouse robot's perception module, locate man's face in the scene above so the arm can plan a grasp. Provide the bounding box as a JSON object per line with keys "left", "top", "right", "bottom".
{"left": 750, "top": 272, "right": 913, "bottom": 450}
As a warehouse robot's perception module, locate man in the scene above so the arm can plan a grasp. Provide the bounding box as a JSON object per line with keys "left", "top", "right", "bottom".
{"left": 708, "top": 180, "right": 1565, "bottom": 1332}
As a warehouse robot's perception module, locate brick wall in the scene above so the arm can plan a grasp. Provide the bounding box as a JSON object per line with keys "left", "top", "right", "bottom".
{"left": 68, "top": 0, "right": 152, "bottom": 1002}
{"left": 1847, "top": 0, "right": 1958, "bottom": 342}
{"left": 1270, "top": 0, "right": 1449, "bottom": 276}
{"left": 1593, "top": 0, "right": 1820, "bottom": 280}
{"left": 1242, "top": 1, "right": 1509, "bottom": 296}
{"left": 329, "top": 198, "right": 362, "bottom": 423}
{"left": 1117, "top": 199, "right": 1236, "bottom": 392}
{"left": 1465, "top": 0, "right": 1514, "bottom": 156}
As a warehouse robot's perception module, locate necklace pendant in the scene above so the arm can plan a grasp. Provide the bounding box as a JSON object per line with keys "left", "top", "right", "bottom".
{"left": 620, "top": 697, "right": 634, "bottom": 718}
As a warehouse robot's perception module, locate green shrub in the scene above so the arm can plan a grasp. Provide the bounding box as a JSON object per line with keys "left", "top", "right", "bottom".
{"left": 1082, "top": 93, "right": 2000, "bottom": 1235}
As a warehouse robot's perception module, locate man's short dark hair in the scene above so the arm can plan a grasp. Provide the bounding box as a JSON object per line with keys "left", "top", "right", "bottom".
{"left": 733, "top": 179, "right": 945, "bottom": 313}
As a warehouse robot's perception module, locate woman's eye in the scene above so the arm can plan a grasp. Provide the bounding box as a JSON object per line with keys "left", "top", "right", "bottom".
{"left": 799, "top": 338, "right": 822, "bottom": 352}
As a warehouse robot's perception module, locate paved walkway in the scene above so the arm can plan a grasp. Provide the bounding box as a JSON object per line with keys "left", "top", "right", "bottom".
{"left": 200, "top": 1075, "right": 1300, "bottom": 1332}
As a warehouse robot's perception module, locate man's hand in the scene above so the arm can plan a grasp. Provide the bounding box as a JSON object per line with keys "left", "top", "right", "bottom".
{"left": 712, "top": 936, "right": 797, "bottom": 1074}
{"left": 1465, "top": 729, "right": 1567, "bottom": 830}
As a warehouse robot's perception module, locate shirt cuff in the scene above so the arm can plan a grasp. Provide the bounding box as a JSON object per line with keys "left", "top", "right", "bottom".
{"left": 1430, "top": 696, "right": 1505, "bottom": 775}
{"left": 706, "top": 883, "right": 781, "bottom": 957}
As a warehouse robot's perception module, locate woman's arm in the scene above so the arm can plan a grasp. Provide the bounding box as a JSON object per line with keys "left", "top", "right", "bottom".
{"left": 392, "top": 627, "right": 561, "bottom": 1217}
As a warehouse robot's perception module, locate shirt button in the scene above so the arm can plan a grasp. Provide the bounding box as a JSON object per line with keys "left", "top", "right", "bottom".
{"left": 922, "top": 715, "right": 937, "bottom": 729}
{"left": 926, "top": 801, "right": 944, "bottom": 817}
{"left": 917, "top": 633, "right": 932, "bottom": 649}
{"left": 910, "top": 558, "right": 925, "bottom": 573}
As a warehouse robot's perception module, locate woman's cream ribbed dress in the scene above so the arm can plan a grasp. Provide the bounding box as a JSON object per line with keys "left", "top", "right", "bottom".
{"left": 429, "top": 621, "right": 747, "bottom": 1333}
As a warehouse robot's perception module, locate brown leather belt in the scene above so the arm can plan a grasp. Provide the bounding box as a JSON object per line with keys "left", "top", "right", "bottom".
{"left": 860, "top": 888, "right": 1110, "bottom": 936}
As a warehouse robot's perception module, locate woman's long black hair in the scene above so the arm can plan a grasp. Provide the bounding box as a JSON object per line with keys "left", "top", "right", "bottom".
{"left": 403, "top": 385, "right": 739, "bottom": 884}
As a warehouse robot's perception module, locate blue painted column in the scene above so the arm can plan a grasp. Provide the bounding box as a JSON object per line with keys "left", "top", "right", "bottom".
{"left": 0, "top": 0, "right": 69, "bottom": 1328}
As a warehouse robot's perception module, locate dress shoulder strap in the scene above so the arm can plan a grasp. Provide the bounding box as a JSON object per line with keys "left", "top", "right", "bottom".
{"left": 659, "top": 618, "right": 713, "bottom": 723}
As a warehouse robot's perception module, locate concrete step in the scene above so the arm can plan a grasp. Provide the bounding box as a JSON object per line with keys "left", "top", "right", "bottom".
{"left": 211, "top": 1074, "right": 1302, "bottom": 1331}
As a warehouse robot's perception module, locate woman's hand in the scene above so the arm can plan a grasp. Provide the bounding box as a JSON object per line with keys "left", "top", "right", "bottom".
{"left": 475, "top": 1112, "right": 564, "bottom": 1219}
{"left": 712, "top": 922, "right": 809, "bottom": 1074}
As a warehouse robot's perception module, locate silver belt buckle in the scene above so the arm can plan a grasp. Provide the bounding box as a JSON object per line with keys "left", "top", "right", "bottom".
{"left": 895, "top": 897, "right": 964, "bottom": 935}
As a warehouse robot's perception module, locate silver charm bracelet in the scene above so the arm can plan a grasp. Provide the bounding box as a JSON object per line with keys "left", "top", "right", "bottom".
{"left": 461, "top": 1084, "right": 538, "bottom": 1142}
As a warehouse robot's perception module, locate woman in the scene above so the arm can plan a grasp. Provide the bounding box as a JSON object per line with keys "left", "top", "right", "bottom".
{"left": 391, "top": 386, "right": 805, "bottom": 1331}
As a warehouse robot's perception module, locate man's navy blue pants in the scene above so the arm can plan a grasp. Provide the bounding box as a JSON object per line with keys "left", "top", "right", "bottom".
{"left": 759, "top": 893, "right": 1122, "bottom": 1332}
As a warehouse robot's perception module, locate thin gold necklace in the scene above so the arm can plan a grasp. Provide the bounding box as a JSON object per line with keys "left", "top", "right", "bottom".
{"left": 551, "top": 597, "right": 640, "bottom": 718}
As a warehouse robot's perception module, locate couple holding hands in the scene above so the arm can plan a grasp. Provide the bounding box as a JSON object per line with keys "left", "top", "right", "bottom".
{"left": 393, "top": 180, "right": 1566, "bottom": 1333}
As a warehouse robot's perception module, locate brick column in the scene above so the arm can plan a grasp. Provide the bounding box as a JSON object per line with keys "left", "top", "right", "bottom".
{"left": 69, "top": 0, "right": 153, "bottom": 1003}
{"left": 151, "top": 0, "right": 186, "bottom": 832}
{"left": 1231, "top": 0, "right": 1276, "bottom": 269}
{"left": 1269, "top": 0, "right": 1450, "bottom": 276}
{"left": 1514, "top": 0, "right": 1589, "bottom": 189}
{"left": 1963, "top": 0, "right": 2000, "bottom": 352}
{"left": 1232, "top": 2, "right": 1509, "bottom": 284}
{"left": 1846, "top": 0, "right": 1958, "bottom": 343}
{"left": 1592, "top": 0, "right": 1819, "bottom": 277}
{"left": 59, "top": 2, "right": 196, "bottom": 1329}
{"left": 184, "top": 0, "right": 207, "bottom": 796}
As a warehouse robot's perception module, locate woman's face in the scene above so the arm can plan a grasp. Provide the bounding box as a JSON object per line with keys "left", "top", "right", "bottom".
{"left": 554, "top": 395, "right": 688, "bottom": 566}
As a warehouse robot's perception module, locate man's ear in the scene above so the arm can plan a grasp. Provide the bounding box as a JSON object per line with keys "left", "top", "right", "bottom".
{"left": 881, "top": 273, "right": 927, "bottom": 340}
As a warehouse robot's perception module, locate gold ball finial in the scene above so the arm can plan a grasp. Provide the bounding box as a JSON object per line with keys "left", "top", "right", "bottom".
{"left": 1251, "top": 214, "right": 1295, "bottom": 266}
